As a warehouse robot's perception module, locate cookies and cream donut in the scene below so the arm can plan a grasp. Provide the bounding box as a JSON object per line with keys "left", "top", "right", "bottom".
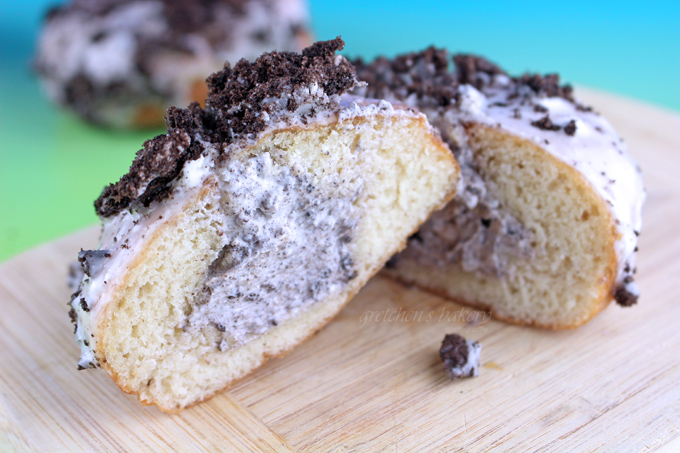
{"left": 34, "top": 0, "right": 312, "bottom": 128}
{"left": 353, "top": 49, "right": 644, "bottom": 329}
{"left": 68, "top": 39, "right": 460, "bottom": 412}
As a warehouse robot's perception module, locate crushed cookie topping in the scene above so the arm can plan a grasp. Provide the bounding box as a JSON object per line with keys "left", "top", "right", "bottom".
{"left": 96, "top": 37, "right": 357, "bottom": 217}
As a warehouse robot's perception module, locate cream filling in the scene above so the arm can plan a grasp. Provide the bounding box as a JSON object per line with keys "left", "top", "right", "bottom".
{"left": 393, "top": 111, "right": 534, "bottom": 279}
{"left": 184, "top": 152, "right": 361, "bottom": 349}
{"left": 401, "top": 183, "right": 533, "bottom": 278}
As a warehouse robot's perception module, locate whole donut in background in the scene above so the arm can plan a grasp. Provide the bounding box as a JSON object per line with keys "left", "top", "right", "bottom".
{"left": 33, "top": 0, "right": 313, "bottom": 128}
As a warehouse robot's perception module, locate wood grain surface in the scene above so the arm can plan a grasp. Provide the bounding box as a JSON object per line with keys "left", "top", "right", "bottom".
{"left": 1, "top": 89, "right": 679, "bottom": 451}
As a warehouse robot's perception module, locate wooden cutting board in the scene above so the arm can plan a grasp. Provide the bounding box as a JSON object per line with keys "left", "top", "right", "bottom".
{"left": 1, "top": 89, "right": 679, "bottom": 452}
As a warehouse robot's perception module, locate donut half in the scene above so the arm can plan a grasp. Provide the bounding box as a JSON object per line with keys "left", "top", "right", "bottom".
{"left": 69, "top": 39, "right": 459, "bottom": 411}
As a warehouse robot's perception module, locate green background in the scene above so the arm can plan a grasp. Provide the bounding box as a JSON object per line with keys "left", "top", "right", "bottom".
{"left": 1, "top": 1, "right": 678, "bottom": 262}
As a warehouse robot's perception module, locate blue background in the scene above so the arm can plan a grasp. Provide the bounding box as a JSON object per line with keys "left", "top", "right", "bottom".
{"left": 1, "top": 0, "right": 678, "bottom": 261}
{"left": 5, "top": 1, "right": 679, "bottom": 110}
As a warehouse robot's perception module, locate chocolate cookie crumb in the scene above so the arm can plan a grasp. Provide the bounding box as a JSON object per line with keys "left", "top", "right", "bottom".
{"left": 352, "top": 46, "right": 459, "bottom": 111}
{"left": 68, "top": 306, "right": 78, "bottom": 324}
{"left": 95, "top": 38, "right": 356, "bottom": 217}
{"left": 440, "top": 333, "right": 481, "bottom": 380}
{"left": 453, "top": 54, "right": 506, "bottom": 89}
{"left": 531, "top": 115, "right": 561, "bottom": 132}
{"left": 614, "top": 276, "right": 640, "bottom": 307}
{"left": 355, "top": 48, "right": 592, "bottom": 132}
{"left": 615, "top": 287, "right": 638, "bottom": 306}
{"left": 515, "top": 73, "right": 574, "bottom": 102}
{"left": 564, "top": 120, "right": 577, "bottom": 136}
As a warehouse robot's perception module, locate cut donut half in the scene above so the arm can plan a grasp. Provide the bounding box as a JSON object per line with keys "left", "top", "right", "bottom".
{"left": 353, "top": 49, "right": 644, "bottom": 329}
{"left": 69, "top": 39, "right": 459, "bottom": 411}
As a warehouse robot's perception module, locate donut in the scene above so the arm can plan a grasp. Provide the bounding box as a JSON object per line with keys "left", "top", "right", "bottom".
{"left": 353, "top": 49, "right": 644, "bottom": 329}
{"left": 34, "top": 0, "right": 312, "bottom": 128}
{"left": 68, "top": 39, "right": 460, "bottom": 411}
